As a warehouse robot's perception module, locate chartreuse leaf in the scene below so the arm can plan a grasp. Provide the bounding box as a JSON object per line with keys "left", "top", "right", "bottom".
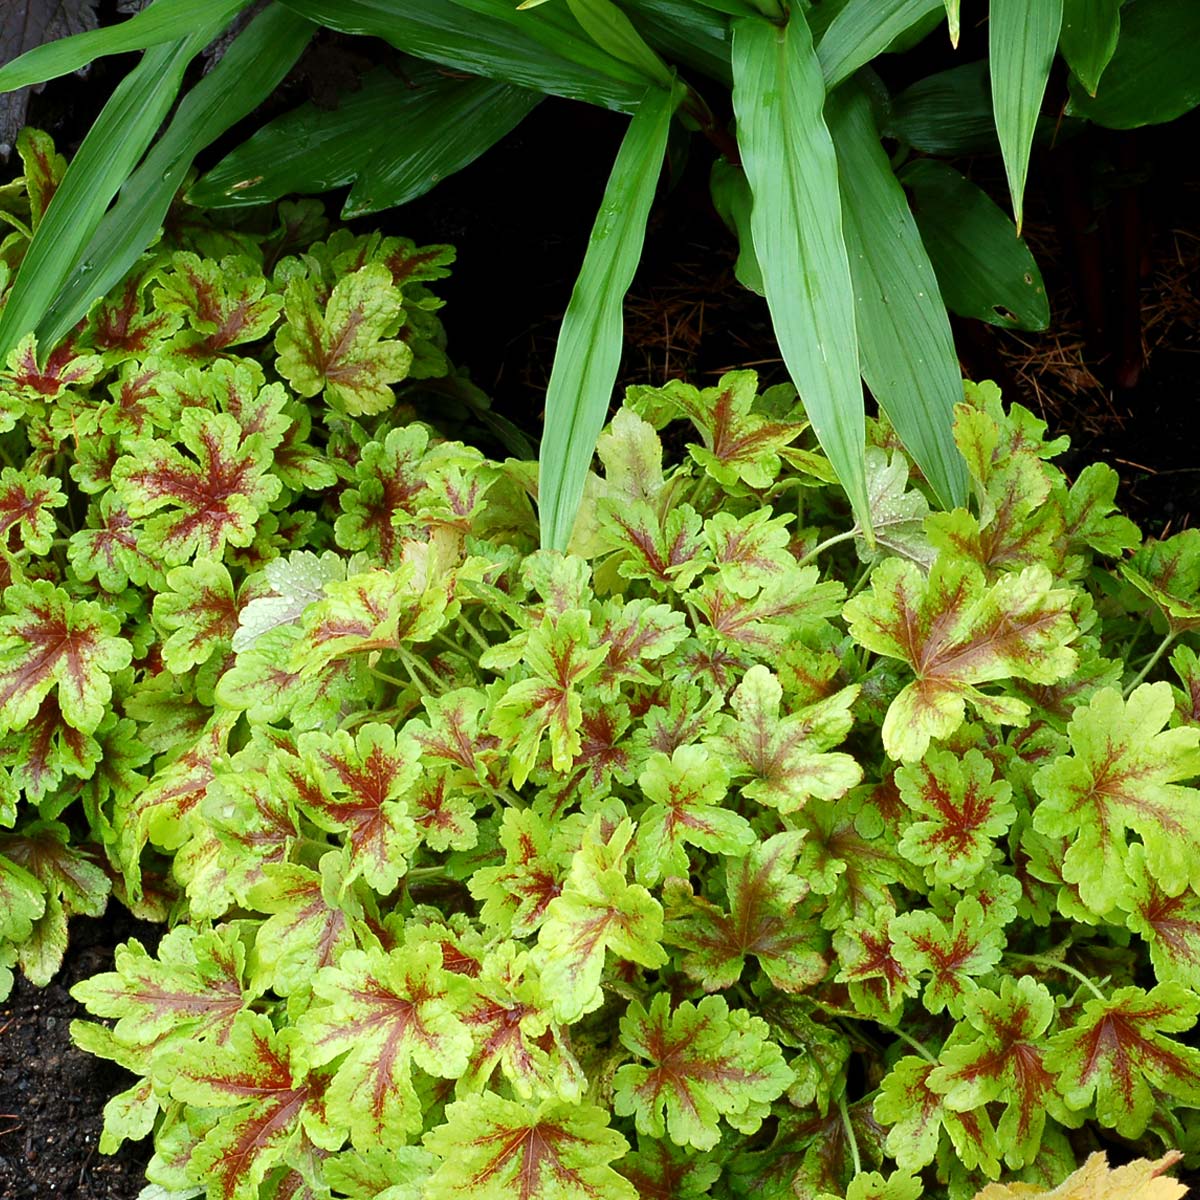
{"left": 536, "top": 812, "right": 667, "bottom": 1021}
{"left": 0, "top": 0, "right": 252, "bottom": 92}
{"left": 111, "top": 409, "right": 282, "bottom": 566}
{"left": 613, "top": 993, "right": 792, "bottom": 1150}
{"left": 1046, "top": 982, "right": 1200, "bottom": 1138}
{"left": 929, "top": 975, "right": 1075, "bottom": 1169}
{"left": 665, "top": 831, "right": 826, "bottom": 993}
{"left": 274, "top": 264, "right": 413, "bottom": 417}
{"left": 0, "top": 580, "right": 132, "bottom": 734}
{"left": 0, "top": 31, "right": 218, "bottom": 361}
{"left": 424, "top": 1093, "right": 637, "bottom": 1200}
{"left": 844, "top": 558, "right": 1079, "bottom": 761}
{"left": 708, "top": 665, "right": 861, "bottom": 811}
{"left": 1032, "top": 683, "right": 1200, "bottom": 915}
{"left": 38, "top": 5, "right": 315, "bottom": 351}
{"left": 1059, "top": 0, "right": 1121, "bottom": 96}
{"left": 152, "top": 560, "right": 238, "bottom": 674}
{"left": 633, "top": 743, "right": 755, "bottom": 884}
{"left": 1121, "top": 843, "right": 1200, "bottom": 990}
{"left": 298, "top": 942, "right": 473, "bottom": 1144}
{"left": 732, "top": 14, "right": 869, "bottom": 536}
{"left": 826, "top": 83, "right": 967, "bottom": 510}
{"left": 989, "top": 0, "right": 1064, "bottom": 231}
{"left": 538, "top": 84, "right": 676, "bottom": 550}
{"left": 158, "top": 1010, "right": 325, "bottom": 1200}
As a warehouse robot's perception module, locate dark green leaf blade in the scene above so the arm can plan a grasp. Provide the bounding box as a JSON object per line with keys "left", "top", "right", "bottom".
{"left": 827, "top": 84, "right": 967, "bottom": 509}
{"left": 1066, "top": 0, "right": 1200, "bottom": 129}
{"left": 732, "top": 14, "right": 869, "bottom": 534}
{"left": 989, "top": 0, "right": 1063, "bottom": 231}
{"left": 0, "top": 0, "right": 252, "bottom": 92}
{"left": 36, "top": 4, "right": 315, "bottom": 353}
{"left": 817, "top": 0, "right": 944, "bottom": 90}
{"left": 278, "top": 0, "right": 646, "bottom": 111}
{"left": 1059, "top": 0, "right": 1121, "bottom": 97}
{"left": 0, "top": 33, "right": 214, "bottom": 361}
{"left": 538, "top": 85, "right": 677, "bottom": 550}
{"left": 900, "top": 159, "right": 1049, "bottom": 331}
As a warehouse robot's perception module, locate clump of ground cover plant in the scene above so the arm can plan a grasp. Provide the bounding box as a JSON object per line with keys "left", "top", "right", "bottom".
{"left": 2, "top": 138, "right": 1200, "bottom": 1200}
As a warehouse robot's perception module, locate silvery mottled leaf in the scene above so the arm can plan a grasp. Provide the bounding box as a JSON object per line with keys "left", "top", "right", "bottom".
{"left": 855, "top": 447, "right": 935, "bottom": 569}
{"left": 232, "top": 549, "right": 346, "bottom": 652}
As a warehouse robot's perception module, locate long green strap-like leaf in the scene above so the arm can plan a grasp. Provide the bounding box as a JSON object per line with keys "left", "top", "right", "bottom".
{"left": 817, "top": 0, "right": 944, "bottom": 89}
{"left": 538, "top": 86, "right": 677, "bottom": 551}
{"left": 280, "top": 0, "right": 646, "bottom": 111}
{"left": 0, "top": 0, "right": 252, "bottom": 92}
{"left": 827, "top": 85, "right": 967, "bottom": 510}
{"left": 732, "top": 15, "right": 870, "bottom": 535}
{"left": 0, "top": 33, "right": 214, "bottom": 361}
{"left": 36, "top": 6, "right": 315, "bottom": 352}
{"left": 989, "top": 0, "right": 1063, "bottom": 232}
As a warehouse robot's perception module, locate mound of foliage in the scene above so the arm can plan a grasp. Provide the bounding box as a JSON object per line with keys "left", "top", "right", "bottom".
{"left": 3, "top": 159, "right": 1200, "bottom": 1200}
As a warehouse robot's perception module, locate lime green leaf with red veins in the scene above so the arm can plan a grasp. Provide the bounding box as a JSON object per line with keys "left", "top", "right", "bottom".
{"left": 489, "top": 610, "right": 607, "bottom": 788}
{"left": 457, "top": 942, "right": 584, "bottom": 1102}
{"left": 665, "top": 830, "right": 827, "bottom": 993}
{"left": 1045, "top": 981, "right": 1200, "bottom": 1138}
{"left": 322, "top": 1145, "right": 436, "bottom": 1200}
{"left": 71, "top": 924, "right": 255, "bottom": 1049}
{"left": 114, "top": 713, "right": 237, "bottom": 897}
{"left": 1122, "top": 529, "right": 1200, "bottom": 636}
{"left": 111, "top": 408, "right": 282, "bottom": 565}
{"left": 409, "top": 686, "right": 503, "bottom": 794}
{"left": 244, "top": 854, "right": 362, "bottom": 997}
{"left": 160, "top": 1011, "right": 326, "bottom": 1200}
{"left": 631, "top": 370, "right": 806, "bottom": 490}
{"left": 896, "top": 747, "right": 1017, "bottom": 888}
{"left": 833, "top": 903, "right": 920, "bottom": 1022}
{"left": 17, "top": 127, "right": 65, "bottom": 231}
{"left": 469, "top": 807, "right": 569, "bottom": 937}
{"left": 1122, "top": 842, "right": 1200, "bottom": 989}
{"left": 99, "top": 362, "right": 177, "bottom": 440}
{"left": 1032, "top": 683, "right": 1200, "bottom": 915}
{"left": 152, "top": 560, "right": 239, "bottom": 674}
{"left": 844, "top": 557, "right": 1079, "bottom": 762}
{"left": 88, "top": 268, "right": 184, "bottom": 363}
{"left": 929, "top": 974, "right": 1075, "bottom": 1169}
{"left": 297, "top": 942, "right": 473, "bottom": 1145}
{"left": 69, "top": 492, "right": 164, "bottom": 592}
{"left": 424, "top": 1093, "right": 636, "bottom": 1200}
{"left": 292, "top": 564, "right": 449, "bottom": 676}
{"left": 155, "top": 252, "right": 284, "bottom": 356}
{"left": 0, "top": 333, "right": 103, "bottom": 431}
{"left": 633, "top": 744, "right": 755, "bottom": 886}
{"left": 593, "top": 597, "right": 687, "bottom": 695}
{"left": 0, "top": 467, "right": 65, "bottom": 555}
{"left": 275, "top": 263, "right": 412, "bottom": 417}
{"left": 705, "top": 508, "right": 798, "bottom": 596}
{"left": 296, "top": 723, "right": 421, "bottom": 894}
{"left": 2, "top": 694, "right": 101, "bottom": 802}
{"left": 618, "top": 1138, "right": 721, "bottom": 1200}
{"left": 597, "top": 498, "right": 711, "bottom": 593}
{"left": 708, "top": 665, "right": 861, "bottom": 813}
{"left": 1060, "top": 462, "right": 1140, "bottom": 560}
{"left": 0, "top": 579, "right": 131, "bottom": 734}
{"left": 535, "top": 815, "right": 667, "bottom": 1022}
{"left": 892, "top": 897, "right": 1005, "bottom": 1019}
{"left": 614, "top": 993, "right": 792, "bottom": 1151}
{"left": 874, "top": 1055, "right": 951, "bottom": 1172}
{"left": 334, "top": 425, "right": 429, "bottom": 564}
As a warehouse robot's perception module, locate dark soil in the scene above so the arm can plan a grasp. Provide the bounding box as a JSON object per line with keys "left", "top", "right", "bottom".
{"left": 0, "top": 913, "right": 159, "bottom": 1200}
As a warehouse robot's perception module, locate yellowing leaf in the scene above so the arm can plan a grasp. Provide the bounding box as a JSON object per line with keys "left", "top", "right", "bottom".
{"left": 969, "top": 1150, "right": 1185, "bottom": 1200}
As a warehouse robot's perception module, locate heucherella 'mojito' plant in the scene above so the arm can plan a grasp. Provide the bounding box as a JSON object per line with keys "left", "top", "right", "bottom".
{"left": 3, "top": 134, "right": 1200, "bottom": 1200}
